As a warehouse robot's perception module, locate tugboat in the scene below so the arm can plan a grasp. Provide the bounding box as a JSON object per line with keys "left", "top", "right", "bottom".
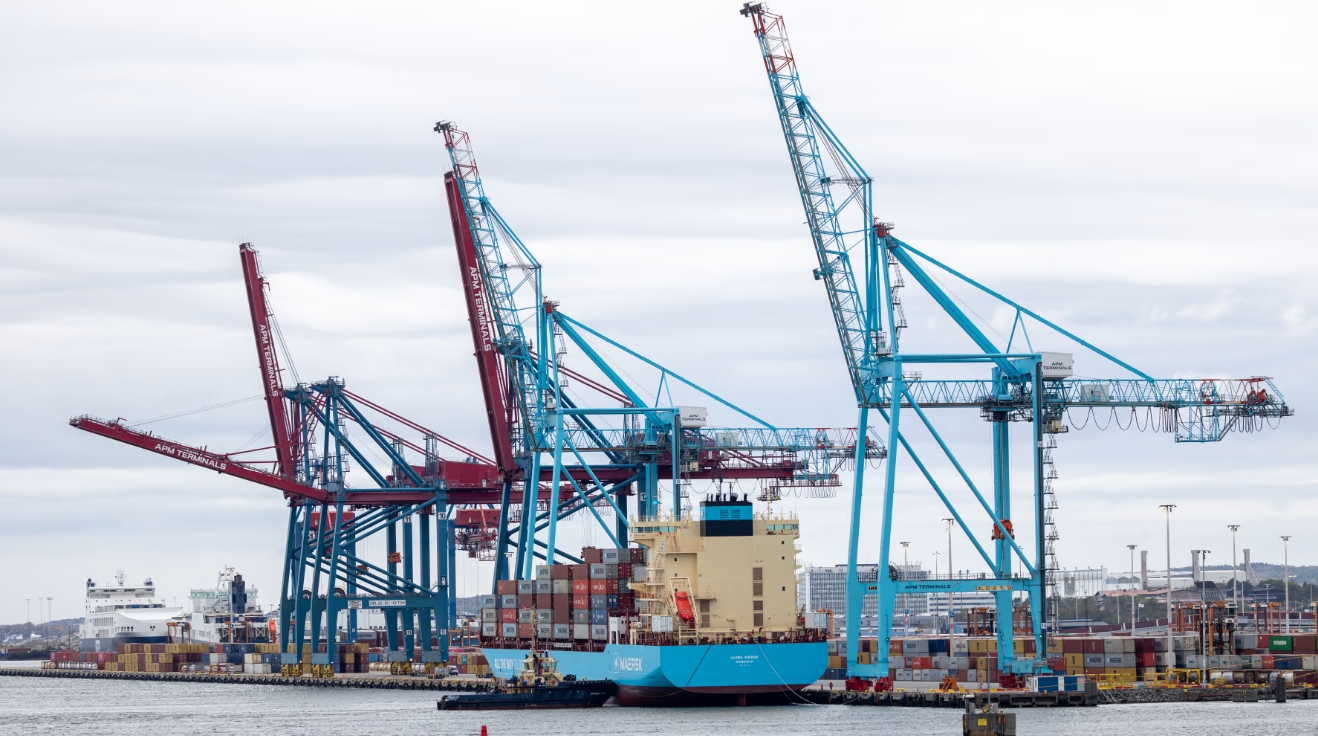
{"left": 437, "top": 642, "right": 614, "bottom": 711}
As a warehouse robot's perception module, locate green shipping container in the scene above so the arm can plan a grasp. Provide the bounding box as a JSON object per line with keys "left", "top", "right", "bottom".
{"left": 1268, "top": 636, "right": 1294, "bottom": 652}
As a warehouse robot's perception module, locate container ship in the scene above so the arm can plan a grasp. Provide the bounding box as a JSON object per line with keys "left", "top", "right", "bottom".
{"left": 480, "top": 495, "right": 828, "bottom": 706}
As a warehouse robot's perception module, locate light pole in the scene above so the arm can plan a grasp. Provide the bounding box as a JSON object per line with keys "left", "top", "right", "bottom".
{"left": 1160, "top": 505, "right": 1175, "bottom": 656}
{"left": 26, "top": 599, "right": 31, "bottom": 627}
{"left": 1282, "top": 536, "right": 1291, "bottom": 634}
{"left": 1228, "top": 525, "right": 1240, "bottom": 615}
{"left": 932, "top": 551, "right": 942, "bottom": 632}
{"left": 900, "top": 542, "right": 910, "bottom": 633}
{"left": 1128, "top": 545, "right": 1137, "bottom": 633}
{"left": 46, "top": 597, "right": 54, "bottom": 639}
{"left": 944, "top": 518, "right": 955, "bottom": 637}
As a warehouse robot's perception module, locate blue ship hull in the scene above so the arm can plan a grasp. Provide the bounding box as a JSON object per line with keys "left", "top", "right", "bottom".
{"left": 482, "top": 642, "right": 826, "bottom": 706}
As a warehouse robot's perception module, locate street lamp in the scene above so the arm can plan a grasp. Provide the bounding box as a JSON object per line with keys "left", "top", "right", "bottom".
{"left": 1159, "top": 505, "right": 1176, "bottom": 655}
{"left": 1128, "top": 545, "right": 1137, "bottom": 633}
{"left": 900, "top": 542, "right": 910, "bottom": 633}
{"left": 1228, "top": 525, "right": 1240, "bottom": 614}
{"left": 943, "top": 518, "right": 955, "bottom": 636}
{"left": 1282, "top": 536, "right": 1291, "bottom": 634}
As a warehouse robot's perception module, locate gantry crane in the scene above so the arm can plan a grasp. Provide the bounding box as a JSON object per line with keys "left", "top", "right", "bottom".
{"left": 437, "top": 122, "right": 888, "bottom": 586}
{"left": 740, "top": 3, "right": 1292, "bottom": 680}
{"left": 71, "top": 244, "right": 509, "bottom": 675}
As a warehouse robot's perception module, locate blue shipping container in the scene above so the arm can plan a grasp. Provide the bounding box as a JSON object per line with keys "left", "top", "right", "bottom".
{"left": 590, "top": 609, "right": 607, "bottom": 625}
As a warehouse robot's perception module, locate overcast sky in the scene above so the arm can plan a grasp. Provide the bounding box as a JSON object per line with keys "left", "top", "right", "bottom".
{"left": 1, "top": 1, "right": 1314, "bottom": 624}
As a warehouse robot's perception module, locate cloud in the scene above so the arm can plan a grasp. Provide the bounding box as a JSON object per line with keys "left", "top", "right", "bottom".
{"left": 0, "top": 0, "right": 1314, "bottom": 623}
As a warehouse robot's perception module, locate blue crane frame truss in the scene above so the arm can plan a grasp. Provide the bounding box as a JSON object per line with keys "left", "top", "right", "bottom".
{"left": 742, "top": 3, "right": 1292, "bottom": 678}
{"left": 437, "top": 122, "right": 888, "bottom": 590}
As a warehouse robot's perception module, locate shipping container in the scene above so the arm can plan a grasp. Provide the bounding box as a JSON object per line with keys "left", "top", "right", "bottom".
{"left": 536, "top": 565, "right": 552, "bottom": 580}
{"left": 500, "top": 594, "right": 517, "bottom": 608}
{"left": 553, "top": 623, "right": 571, "bottom": 640}
{"left": 591, "top": 624, "right": 608, "bottom": 641}
{"left": 517, "top": 580, "right": 534, "bottom": 595}
{"left": 589, "top": 564, "right": 607, "bottom": 579}
{"left": 552, "top": 565, "right": 571, "bottom": 580}
{"left": 573, "top": 623, "right": 591, "bottom": 640}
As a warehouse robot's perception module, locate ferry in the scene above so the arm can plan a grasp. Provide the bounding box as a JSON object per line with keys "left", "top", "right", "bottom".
{"left": 480, "top": 496, "right": 828, "bottom": 706}
{"left": 79, "top": 572, "right": 182, "bottom": 652}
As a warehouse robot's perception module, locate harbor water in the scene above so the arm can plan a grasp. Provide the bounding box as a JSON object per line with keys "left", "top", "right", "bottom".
{"left": 3, "top": 675, "right": 1318, "bottom": 735}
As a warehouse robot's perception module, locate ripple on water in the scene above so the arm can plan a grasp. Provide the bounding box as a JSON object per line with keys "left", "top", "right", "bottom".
{"left": 2, "top": 677, "right": 1317, "bottom": 736}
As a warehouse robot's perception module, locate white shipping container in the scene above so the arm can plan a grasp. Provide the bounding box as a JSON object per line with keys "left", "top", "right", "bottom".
{"left": 804, "top": 612, "right": 829, "bottom": 630}
{"left": 652, "top": 615, "right": 674, "bottom": 633}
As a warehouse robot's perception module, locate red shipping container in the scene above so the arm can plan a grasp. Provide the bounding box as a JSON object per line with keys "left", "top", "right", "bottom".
{"left": 605, "top": 579, "right": 619, "bottom": 594}
{"left": 496, "top": 579, "right": 517, "bottom": 595}
{"left": 912, "top": 656, "right": 931, "bottom": 669}
{"left": 630, "top": 547, "right": 647, "bottom": 564}
{"left": 499, "top": 609, "right": 517, "bottom": 623}
{"left": 552, "top": 565, "right": 571, "bottom": 580}
{"left": 1061, "top": 638, "right": 1083, "bottom": 654}
{"left": 583, "top": 547, "right": 602, "bottom": 564}
{"left": 571, "top": 564, "right": 590, "bottom": 580}
{"left": 518, "top": 593, "right": 534, "bottom": 609}
{"left": 572, "top": 579, "right": 589, "bottom": 594}
{"left": 618, "top": 563, "right": 632, "bottom": 579}
{"left": 517, "top": 624, "right": 534, "bottom": 638}
{"left": 1083, "top": 639, "right": 1103, "bottom": 654}
{"left": 573, "top": 594, "right": 590, "bottom": 609}
{"left": 553, "top": 609, "right": 571, "bottom": 624}
{"left": 553, "top": 595, "right": 570, "bottom": 610}
{"left": 589, "top": 580, "right": 607, "bottom": 594}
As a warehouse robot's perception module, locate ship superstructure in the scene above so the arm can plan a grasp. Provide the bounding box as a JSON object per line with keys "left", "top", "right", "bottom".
{"left": 185, "top": 568, "right": 273, "bottom": 644}
{"left": 79, "top": 572, "right": 182, "bottom": 652}
{"left": 631, "top": 494, "right": 802, "bottom": 641}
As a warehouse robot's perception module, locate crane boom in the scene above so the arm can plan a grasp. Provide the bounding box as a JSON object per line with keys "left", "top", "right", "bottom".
{"left": 743, "top": 4, "right": 878, "bottom": 402}
{"left": 239, "top": 243, "right": 298, "bottom": 477}
{"left": 444, "top": 172, "right": 516, "bottom": 474}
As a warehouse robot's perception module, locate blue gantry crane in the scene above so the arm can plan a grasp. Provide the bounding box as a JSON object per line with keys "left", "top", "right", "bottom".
{"left": 740, "top": 3, "right": 1293, "bottom": 681}
{"left": 437, "top": 122, "right": 887, "bottom": 588}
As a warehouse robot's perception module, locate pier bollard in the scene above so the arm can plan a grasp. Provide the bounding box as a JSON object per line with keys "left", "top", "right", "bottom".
{"left": 962, "top": 711, "right": 1016, "bottom": 736}
{"left": 1274, "top": 676, "right": 1287, "bottom": 704}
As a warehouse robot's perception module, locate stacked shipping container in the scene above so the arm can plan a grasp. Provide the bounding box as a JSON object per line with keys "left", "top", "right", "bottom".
{"left": 480, "top": 546, "right": 648, "bottom": 644}
{"left": 818, "top": 633, "right": 1318, "bottom": 686}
